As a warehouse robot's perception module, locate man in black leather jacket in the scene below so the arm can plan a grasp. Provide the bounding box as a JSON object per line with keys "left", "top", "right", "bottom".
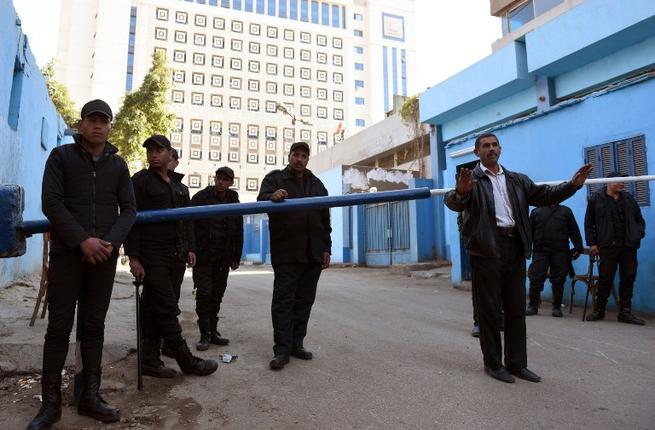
{"left": 445, "top": 133, "right": 591, "bottom": 383}
{"left": 125, "top": 135, "right": 218, "bottom": 379}
{"left": 30, "top": 100, "right": 136, "bottom": 429}
{"left": 584, "top": 172, "right": 646, "bottom": 325}
{"left": 257, "top": 141, "right": 332, "bottom": 370}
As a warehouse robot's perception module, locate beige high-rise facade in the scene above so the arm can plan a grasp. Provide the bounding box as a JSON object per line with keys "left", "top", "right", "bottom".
{"left": 55, "top": 0, "right": 417, "bottom": 200}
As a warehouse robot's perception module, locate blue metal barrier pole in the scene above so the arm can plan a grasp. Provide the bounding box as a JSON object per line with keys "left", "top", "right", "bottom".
{"left": 19, "top": 187, "right": 433, "bottom": 235}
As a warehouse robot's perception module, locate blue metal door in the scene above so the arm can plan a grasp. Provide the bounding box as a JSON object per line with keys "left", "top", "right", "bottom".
{"left": 364, "top": 200, "right": 410, "bottom": 266}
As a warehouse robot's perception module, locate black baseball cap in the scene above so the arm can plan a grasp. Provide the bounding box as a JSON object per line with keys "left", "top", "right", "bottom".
{"left": 289, "top": 141, "right": 310, "bottom": 154}
{"left": 170, "top": 148, "right": 179, "bottom": 161}
{"left": 606, "top": 171, "right": 628, "bottom": 178}
{"left": 142, "top": 134, "right": 172, "bottom": 150}
{"left": 215, "top": 166, "right": 235, "bottom": 180}
{"left": 81, "top": 99, "right": 113, "bottom": 120}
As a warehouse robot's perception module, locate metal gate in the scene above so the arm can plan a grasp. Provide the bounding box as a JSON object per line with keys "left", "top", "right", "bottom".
{"left": 364, "top": 201, "right": 410, "bottom": 265}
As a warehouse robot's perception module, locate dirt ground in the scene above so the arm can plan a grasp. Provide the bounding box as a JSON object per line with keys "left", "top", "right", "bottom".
{"left": 1, "top": 264, "right": 654, "bottom": 430}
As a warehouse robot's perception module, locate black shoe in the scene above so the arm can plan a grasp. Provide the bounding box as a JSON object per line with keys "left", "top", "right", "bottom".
{"left": 290, "top": 347, "right": 313, "bottom": 360}
{"left": 196, "top": 336, "right": 211, "bottom": 351}
{"left": 142, "top": 361, "right": 178, "bottom": 378}
{"left": 508, "top": 367, "right": 542, "bottom": 383}
{"left": 586, "top": 310, "right": 605, "bottom": 321}
{"left": 196, "top": 317, "right": 212, "bottom": 351}
{"left": 210, "top": 332, "right": 230, "bottom": 346}
{"left": 27, "top": 374, "right": 62, "bottom": 430}
{"left": 269, "top": 355, "right": 290, "bottom": 370}
{"left": 471, "top": 324, "right": 480, "bottom": 338}
{"left": 552, "top": 307, "right": 563, "bottom": 318}
{"left": 526, "top": 305, "right": 538, "bottom": 316}
{"left": 77, "top": 372, "right": 121, "bottom": 423}
{"left": 484, "top": 366, "right": 515, "bottom": 383}
{"left": 617, "top": 310, "right": 646, "bottom": 326}
{"left": 172, "top": 339, "right": 218, "bottom": 376}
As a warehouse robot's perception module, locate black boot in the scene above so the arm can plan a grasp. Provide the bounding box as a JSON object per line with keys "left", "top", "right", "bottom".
{"left": 552, "top": 284, "right": 564, "bottom": 317}
{"left": 209, "top": 315, "right": 230, "bottom": 346}
{"left": 77, "top": 372, "right": 121, "bottom": 423}
{"left": 526, "top": 290, "right": 540, "bottom": 316}
{"left": 142, "top": 339, "right": 178, "bottom": 378}
{"left": 586, "top": 304, "right": 605, "bottom": 322}
{"left": 27, "top": 373, "right": 62, "bottom": 430}
{"left": 196, "top": 317, "right": 211, "bottom": 351}
{"left": 171, "top": 338, "right": 218, "bottom": 376}
{"left": 160, "top": 339, "right": 176, "bottom": 359}
{"left": 617, "top": 309, "right": 646, "bottom": 325}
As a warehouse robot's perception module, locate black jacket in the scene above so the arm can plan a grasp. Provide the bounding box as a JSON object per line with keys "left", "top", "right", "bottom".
{"left": 124, "top": 168, "right": 195, "bottom": 261}
{"left": 445, "top": 164, "right": 580, "bottom": 258}
{"left": 190, "top": 186, "right": 243, "bottom": 266}
{"left": 42, "top": 134, "right": 136, "bottom": 253}
{"left": 584, "top": 188, "right": 645, "bottom": 248}
{"left": 257, "top": 166, "right": 332, "bottom": 265}
{"left": 530, "top": 205, "right": 583, "bottom": 253}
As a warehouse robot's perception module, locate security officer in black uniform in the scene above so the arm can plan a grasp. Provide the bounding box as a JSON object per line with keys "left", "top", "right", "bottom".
{"left": 29, "top": 99, "right": 136, "bottom": 429}
{"left": 191, "top": 166, "right": 243, "bottom": 350}
{"left": 257, "top": 141, "right": 332, "bottom": 370}
{"left": 125, "top": 135, "right": 218, "bottom": 378}
{"left": 526, "top": 204, "right": 583, "bottom": 317}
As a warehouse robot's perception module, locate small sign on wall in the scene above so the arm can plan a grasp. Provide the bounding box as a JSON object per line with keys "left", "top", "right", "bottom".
{"left": 382, "top": 13, "right": 405, "bottom": 42}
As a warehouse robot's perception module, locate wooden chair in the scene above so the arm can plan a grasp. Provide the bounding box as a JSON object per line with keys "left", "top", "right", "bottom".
{"left": 568, "top": 248, "right": 618, "bottom": 321}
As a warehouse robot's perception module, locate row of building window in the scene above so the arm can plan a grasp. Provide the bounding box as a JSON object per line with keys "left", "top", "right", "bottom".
{"left": 174, "top": 0, "right": 349, "bottom": 30}
{"left": 153, "top": 22, "right": 344, "bottom": 49}
{"left": 174, "top": 118, "right": 331, "bottom": 142}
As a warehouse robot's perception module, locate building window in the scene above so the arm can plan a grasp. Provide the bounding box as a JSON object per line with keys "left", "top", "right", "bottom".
{"left": 300, "top": 68, "right": 311, "bottom": 80}
{"left": 354, "top": 63, "right": 364, "bottom": 71}
{"left": 211, "top": 74, "right": 224, "bottom": 87}
{"left": 355, "top": 80, "right": 364, "bottom": 89}
{"left": 246, "top": 178, "right": 259, "bottom": 191}
{"left": 283, "top": 65, "right": 294, "bottom": 78}
{"left": 210, "top": 94, "right": 223, "bottom": 107}
{"left": 209, "top": 150, "right": 221, "bottom": 161}
{"left": 333, "top": 72, "right": 343, "bottom": 84}
{"left": 212, "top": 36, "right": 224, "bottom": 48}
{"left": 332, "top": 37, "right": 343, "bottom": 49}
{"left": 266, "top": 81, "right": 278, "bottom": 94}
{"left": 300, "top": 49, "right": 311, "bottom": 62}
{"left": 265, "top": 100, "right": 277, "bottom": 113}
{"left": 321, "top": 2, "right": 329, "bottom": 25}
{"left": 283, "top": 83, "right": 294, "bottom": 96}
{"left": 193, "top": 53, "right": 206, "bottom": 65}
{"left": 175, "top": 11, "right": 188, "bottom": 24}
{"left": 156, "top": 8, "right": 169, "bottom": 21}
{"left": 195, "top": 14, "right": 207, "bottom": 27}
{"left": 173, "top": 70, "right": 186, "bottom": 83}
{"left": 174, "top": 30, "right": 187, "bottom": 43}
{"left": 266, "top": 126, "right": 277, "bottom": 139}
{"left": 333, "top": 108, "right": 343, "bottom": 120}
{"left": 355, "top": 46, "right": 363, "bottom": 54}
{"left": 300, "top": 86, "right": 311, "bottom": 98}
{"left": 191, "top": 92, "right": 204, "bottom": 105}
{"left": 284, "top": 29, "right": 295, "bottom": 41}
{"left": 267, "top": 44, "right": 278, "bottom": 57}
{"left": 192, "top": 72, "right": 205, "bottom": 85}
{"left": 229, "top": 123, "right": 240, "bottom": 137}
{"left": 333, "top": 90, "right": 343, "bottom": 102}
{"left": 249, "top": 60, "right": 260, "bottom": 73}
{"left": 231, "top": 58, "right": 242, "bottom": 70}
{"left": 317, "top": 106, "right": 327, "bottom": 119}
{"left": 353, "top": 13, "right": 363, "bottom": 21}
{"left": 231, "top": 39, "right": 243, "bottom": 51}
{"left": 300, "top": 129, "right": 311, "bottom": 141}
{"left": 266, "top": 63, "right": 278, "bottom": 75}
{"left": 265, "top": 154, "right": 276, "bottom": 165}
{"left": 247, "top": 124, "right": 259, "bottom": 137}
{"left": 229, "top": 97, "right": 241, "bottom": 110}
{"left": 356, "top": 118, "right": 365, "bottom": 127}
{"left": 311, "top": 0, "right": 319, "bottom": 23}
{"left": 232, "top": 20, "right": 243, "bottom": 32}
{"left": 173, "top": 50, "right": 186, "bottom": 63}
{"left": 332, "top": 4, "right": 340, "bottom": 28}
{"left": 210, "top": 121, "right": 222, "bottom": 135}
{"left": 300, "top": 31, "right": 311, "bottom": 43}
{"left": 585, "top": 135, "right": 649, "bottom": 205}
{"left": 249, "top": 41, "right": 261, "bottom": 54}
{"left": 189, "top": 174, "right": 202, "bottom": 187}
{"left": 155, "top": 27, "right": 168, "bottom": 41}
{"left": 317, "top": 88, "right": 327, "bottom": 100}
{"left": 354, "top": 29, "right": 363, "bottom": 37}
{"left": 300, "top": 104, "right": 311, "bottom": 117}
{"left": 212, "top": 55, "right": 224, "bottom": 68}
{"left": 283, "top": 47, "right": 294, "bottom": 59}
{"left": 316, "top": 34, "right": 327, "bottom": 46}
{"left": 316, "top": 70, "right": 327, "bottom": 82}
{"left": 247, "top": 98, "right": 260, "bottom": 111}
{"left": 267, "top": 26, "right": 278, "bottom": 38}
{"left": 213, "top": 17, "right": 225, "bottom": 29}
{"left": 290, "top": 0, "right": 298, "bottom": 20}
{"left": 332, "top": 55, "right": 343, "bottom": 67}
{"left": 172, "top": 90, "right": 185, "bottom": 103}
{"left": 317, "top": 52, "right": 327, "bottom": 64}
{"left": 229, "top": 77, "right": 242, "bottom": 89}
{"left": 300, "top": 0, "right": 309, "bottom": 21}
{"left": 247, "top": 154, "right": 258, "bottom": 164}
{"left": 174, "top": 117, "right": 184, "bottom": 132}
{"left": 250, "top": 23, "right": 261, "bottom": 35}
{"left": 190, "top": 119, "right": 203, "bottom": 133}
{"left": 283, "top": 128, "right": 294, "bottom": 141}
{"left": 248, "top": 79, "right": 260, "bottom": 91}
{"left": 317, "top": 131, "right": 328, "bottom": 145}
{"left": 355, "top": 97, "right": 365, "bottom": 105}
{"left": 228, "top": 151, "right": 240, "bottom": 162}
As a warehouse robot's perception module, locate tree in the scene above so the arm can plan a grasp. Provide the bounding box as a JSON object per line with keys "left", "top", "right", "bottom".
{"left": 400, "top": 95, "right": 427, "bottom": 177}
{"left": 41, "top": 61, "right": 77, "bottom": 127}
{"left": 110, "top": 51, "right": 175, "bottom": 165}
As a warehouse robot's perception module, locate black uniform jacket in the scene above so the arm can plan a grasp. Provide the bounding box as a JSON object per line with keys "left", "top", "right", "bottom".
{"left": 530, "top": 205, "right": 583, "bottom": 253}
{"left": 584, "top": 188, "right": 645, "bottom": 248}
{"left": 257, "top": 166, "right": 332, "bottom": 265}
{"left": 41, "top": 134, "right": 136, "bottom": 253}
{"left": 124, "top": 168, "right": 195, "bottom": 261}
{"left": 445, "top": 163, "right": 580, "bottom": 258}
{"left": 190, "top": 186, "right": 243, "bottom": 266}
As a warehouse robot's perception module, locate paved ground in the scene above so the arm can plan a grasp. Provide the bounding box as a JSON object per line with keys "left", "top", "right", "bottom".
{"left": 1, "top": 265, "right": 654, "bottom": 429}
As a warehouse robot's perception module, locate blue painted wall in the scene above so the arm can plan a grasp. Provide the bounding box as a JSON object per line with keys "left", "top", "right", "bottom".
{"left": 0, "top": 0, "right": 68, "bottom": 288}
{"left": 442, "top": 77, "right": 655, "bottom": 313}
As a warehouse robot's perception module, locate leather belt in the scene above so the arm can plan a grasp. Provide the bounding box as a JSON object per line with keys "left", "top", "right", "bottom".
{"left": 497, "top": 226, "right": 517, "bottom": 237}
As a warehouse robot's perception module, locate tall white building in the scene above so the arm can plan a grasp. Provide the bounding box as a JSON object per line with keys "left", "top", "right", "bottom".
{"left": 55, "top": 0, "right": 417, "bottom": 199}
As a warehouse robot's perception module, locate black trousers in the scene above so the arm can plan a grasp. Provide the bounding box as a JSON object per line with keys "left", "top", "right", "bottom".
{"left": 271, "top": 262, "right": 322, "bottom": 356}
{"left": 43, "top": 250, "right": 117, "bottom": 376}
{"left": 470, "top": 235, "right": 527, "bottom": 371}
{"left": 193, "top": 254, "right": 230, "bottom": 318}
{"left": 141, "top": 255, "right": 186, "bottom": 342}
{"left": 597, "top": 246, "right": 638, "bottom": 310}
{"left": 528, "top": 251, "right": 569, "bottom": 307}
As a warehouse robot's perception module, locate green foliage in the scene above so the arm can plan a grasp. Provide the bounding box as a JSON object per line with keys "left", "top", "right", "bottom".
{"left": 110, "top": 51, "right": 175, "bottom": 165}
{"left": 399, "top": 95, "right": 419, "bottom": 125}
{"left": 398, "top": 95, "right": 426, "bottom": 177}
{"left": 41, "top": 61, "right": 77, "bottom": 127}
